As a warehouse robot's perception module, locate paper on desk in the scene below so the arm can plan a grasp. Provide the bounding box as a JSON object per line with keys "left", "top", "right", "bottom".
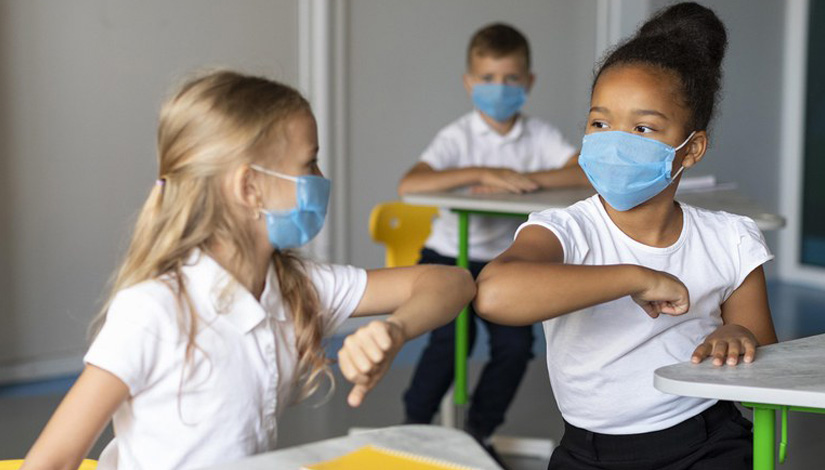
{"left": 676, "top": 174, "right": 737, "bottom": 194}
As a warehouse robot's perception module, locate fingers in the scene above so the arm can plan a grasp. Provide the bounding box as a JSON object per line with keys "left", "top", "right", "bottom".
{"left": 691, "top": 342, "right": 712, "bottom": 364}
{"left": 726, "top": 340, "right": 741, "bottom": 366}
{"left": 742, "top": 338, "right": 757, "bottom": 363}
{"left": 470, "top": 185, "right": 506, "bottom": 195}
{"left": 340, "top": 322, "right": 393, "bottom": 375}
{"left": 694, "top": 325, "right": 760, "bottom": 367}
{"left": 347, "top": 384, "right": 370, "bottom": 408}
{"left": 485, "top": 170, "right": 539, "bottom": 193}
{"left": 658, "top": 298, "right": 690, "bottom": 316}
{"left": 338, "top": 321, "right": 405, "bottom": 408}
{"left": 710, "top": 340, "right": 728, "bottom": 366}
{"left": 342, "top": 336, "right": 376, "bottom": 375}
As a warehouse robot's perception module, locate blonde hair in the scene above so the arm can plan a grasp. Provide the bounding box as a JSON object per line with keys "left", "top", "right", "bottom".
{"left": 91, "top": 70, "right": 331, "bottom": 401}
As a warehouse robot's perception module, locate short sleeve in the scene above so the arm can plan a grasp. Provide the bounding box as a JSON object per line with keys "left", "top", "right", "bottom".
{"left": 534, "top": 120, "right": 577, "bottom": 168}
{"left": 733, "top": 216, "right": 774, "bottom": 290}
{"left": 515, "top": 207, "right": 590, "bottom": 264}
{"left": 84, "top": 288, "right": 170, "bottom": 396}
{"left": 420, "top": 129, "right": 460, "bottom": 171}
{"left": 304, "top": 262, "right": 368, "bottom": 336}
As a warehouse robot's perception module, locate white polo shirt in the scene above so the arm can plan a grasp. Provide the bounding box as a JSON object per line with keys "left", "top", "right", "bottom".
{"left": 518, "top": 195, "right": 773, "bottom": 434}
{"left": 85, "top": 250, "right": 367, "bottom": 470}
{"left": 421, "top": 111, "right": 576, "bottom": 261}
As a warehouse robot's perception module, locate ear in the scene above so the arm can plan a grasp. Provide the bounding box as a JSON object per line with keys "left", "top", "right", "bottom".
{"left": 463, "top": 72, "right": 473, "bottom": 97}
{"left": 525, "top": 72, "right": 536, "bottom": 94}
{"left": 680, "top": 130, "right": 708, "bottom": 169}
{"left": 230, "top": 164, "right": 263, "bottom": 215}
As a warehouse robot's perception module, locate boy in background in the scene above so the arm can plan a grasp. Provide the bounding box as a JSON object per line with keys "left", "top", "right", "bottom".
{"left": 398, "top": 23, "right": 587, "bottom": 461}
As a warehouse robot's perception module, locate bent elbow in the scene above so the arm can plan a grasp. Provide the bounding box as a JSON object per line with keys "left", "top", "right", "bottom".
{"left": 474, "top": 278, "right": 508, "bottom": 323}
{"left": 451, "top": 267, "right": 476, "bottom": 310}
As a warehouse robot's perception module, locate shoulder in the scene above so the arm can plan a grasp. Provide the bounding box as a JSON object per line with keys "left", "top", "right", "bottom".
{"left": 105, "top": 279, "right": 181, "bottom": 336}
{"left": 527, "top": 195, "right": 601, "bottom": 230}
{"left": 522, "top": 115, "right": 566, "bottom": 140}
{"left": 518, "top": 196, "right": 601, "bottom": 262}
{"left": 682, "top": 204, "right": 764, "bottom": 243}
{"left": 433, "top": 112, "right": 475, "bottom": 141}
{"left": 298, "top": 259, "right": 368, "bottom": 333}
{"left": 299, "top": 259, "right": 368, "bottom": 299}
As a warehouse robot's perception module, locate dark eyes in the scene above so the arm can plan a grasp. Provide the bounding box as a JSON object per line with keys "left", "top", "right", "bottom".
{"left": 479, "top": 75, "right": 523, "bottom": 85}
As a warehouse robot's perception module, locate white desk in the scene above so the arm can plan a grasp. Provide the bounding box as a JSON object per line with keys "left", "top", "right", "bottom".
{"left": 654, "top": 334, "right": 825, "bottom": 470}
{"left": 200, "top": 425, "right": 503, "bottom": 470}
{"left": 404, "top": 187, "right": 786, "bottom": 231}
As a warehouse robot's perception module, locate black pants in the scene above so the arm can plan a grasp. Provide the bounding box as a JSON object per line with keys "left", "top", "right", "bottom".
{"left": 548, "top": 401, "right": 753, "bottom": 470}
{"left": 403, "top": 248, "right": 535, "bottom": 438}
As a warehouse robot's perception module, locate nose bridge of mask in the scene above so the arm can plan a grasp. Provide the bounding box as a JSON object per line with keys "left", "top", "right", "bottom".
{"left": 296, "top": 175, "right": 331, "bottom": 213}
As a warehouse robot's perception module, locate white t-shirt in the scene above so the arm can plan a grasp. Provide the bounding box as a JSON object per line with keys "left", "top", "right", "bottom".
{"left": 85, "top": 250, "right": 367, "bottom": 470}
{"left": 422, "top": 111, "right": 576, "bottom": 261}
{"left": 517, "top": 195, "right": 772, "bottom": 434}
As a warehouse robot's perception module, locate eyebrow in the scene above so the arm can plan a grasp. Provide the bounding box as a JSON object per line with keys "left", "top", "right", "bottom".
{"left": 589, "top": 106, "right": 669, "bottom": 120}
{"left": 632, "top": 109, "right": 669, "bottom": 120}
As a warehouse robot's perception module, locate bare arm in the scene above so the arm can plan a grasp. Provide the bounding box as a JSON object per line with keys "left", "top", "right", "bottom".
{"left": 525, "top": 154, "right": 590, "bottom": 189}
{"left": 22, "top": 365, "right": 129, "bottom": 470}
{"left": 691, "top": 266, "right": 778, "bottom": 366}
{"left": 339, "top": 264, "right": 475, "bottom": 406}
{"left": 474, "top": 225, "right": 690, "bottom": 325}
{"left": 397, "top": 162, "right": 538, "bottom": 196}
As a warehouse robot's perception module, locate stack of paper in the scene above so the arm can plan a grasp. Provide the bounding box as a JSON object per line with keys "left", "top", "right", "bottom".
{"left": 677, "top": 174, "right": 737, "bottom": 193}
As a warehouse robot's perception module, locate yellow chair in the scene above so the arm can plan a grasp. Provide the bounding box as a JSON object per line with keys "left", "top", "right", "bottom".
{"left": 0, "top": 460, "right": 96, "bottom": 470}
{"left": 369, "top": 202, "right": 439, "bottom": 267}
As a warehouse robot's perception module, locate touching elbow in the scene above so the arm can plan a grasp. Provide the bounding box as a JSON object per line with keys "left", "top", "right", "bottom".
{"left": 452, "top": 267, "right": 476, "bottom": 309}
{"left": 474, "top": 278, "right": 507, "bottom": 323}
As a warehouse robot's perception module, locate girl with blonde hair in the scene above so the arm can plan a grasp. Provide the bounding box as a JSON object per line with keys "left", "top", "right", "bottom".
{"left": 22, "top": 70, "right": 474, "bottom": 470}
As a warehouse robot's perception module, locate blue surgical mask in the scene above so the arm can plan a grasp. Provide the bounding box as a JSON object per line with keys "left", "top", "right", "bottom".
{"left": 250, "top": 164, "right": 331, "bottom": 250}
{"left": 471, "top": 83, "right": 527, "bottom": 122}
{"left": 579, "top": 131, "right": 695, "bottom": 211}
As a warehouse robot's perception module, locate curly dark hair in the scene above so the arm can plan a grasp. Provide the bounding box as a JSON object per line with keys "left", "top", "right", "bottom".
{"left": 593, "top": 2, "right": 728, "bottom": 132}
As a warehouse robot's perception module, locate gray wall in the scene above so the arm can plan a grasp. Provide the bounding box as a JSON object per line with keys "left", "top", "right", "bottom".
{"left": 0, "top": 0, "right": 298, "bottom": 377}
{"left": 346, "top": 0, "right": 599, "bottom": 269}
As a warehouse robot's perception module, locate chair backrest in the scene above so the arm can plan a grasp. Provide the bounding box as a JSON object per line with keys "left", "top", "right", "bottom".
{"left": 369, "top": 202, "right": 438, "bottom": 267}
{"left": 0, "top": 460, "right": 97, "bottom": 470}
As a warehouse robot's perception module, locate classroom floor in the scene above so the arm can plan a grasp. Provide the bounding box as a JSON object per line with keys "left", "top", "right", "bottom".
{"left": 2, "top": 281, "right": 824, "bottom": 469}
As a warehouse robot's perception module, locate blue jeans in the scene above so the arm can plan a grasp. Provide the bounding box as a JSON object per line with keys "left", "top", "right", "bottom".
{"left": 403, "top": 248, "right": 535, "bottom": 438}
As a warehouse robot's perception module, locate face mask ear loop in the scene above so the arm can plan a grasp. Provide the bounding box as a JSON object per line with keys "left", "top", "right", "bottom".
{"left": 670, "top": 131, "right": 696, "bottom": 185}
{"left": 674, "top": 131, "right": 697, "bottom": 152}
{"left": 249, "top": 164, "right": 299, "bottom": 182}
{"left": 671, "top": 165, "right": 686, "bottom": 182}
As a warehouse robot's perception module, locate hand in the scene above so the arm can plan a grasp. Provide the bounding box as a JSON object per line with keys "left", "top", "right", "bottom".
{"left": 469, "top": 185, "right": 508, "bottom": 195}
{"left": 691, "top": 324, "right": 758, "bottom": 366}
{"left": 480, "top": 168, "right": 540, "bottom": 194}
{"left": 337, "top": 320, "right": 405, "bottom": 407}
{"left": 631, "top": 268, "right": 690, "bottom": 318}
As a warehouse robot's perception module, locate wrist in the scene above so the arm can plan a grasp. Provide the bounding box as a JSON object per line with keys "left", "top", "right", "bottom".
{"left": 627, "top": 265, "right": 653, "bottom": 295}
{"left": 384, "top": 317, "right": 409, "bottom": 343}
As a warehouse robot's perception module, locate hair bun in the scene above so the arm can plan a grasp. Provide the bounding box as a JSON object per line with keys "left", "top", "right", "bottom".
{"left": 637, "top": 2, "right": 727, "bottom": 69}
